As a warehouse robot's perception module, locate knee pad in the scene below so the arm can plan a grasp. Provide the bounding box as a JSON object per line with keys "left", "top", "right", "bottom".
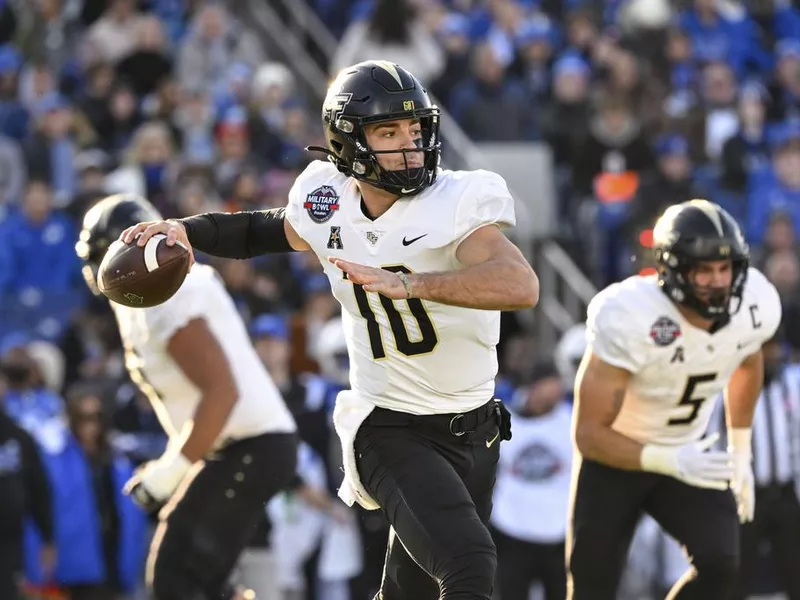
{"left": 438, "top": 546, "right": 498, "bottom": 600}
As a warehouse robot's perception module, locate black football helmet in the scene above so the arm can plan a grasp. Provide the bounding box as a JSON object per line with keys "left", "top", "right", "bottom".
{"left": 308, "top": 60, "right": 441, "bottom": 196}
{"left": 75, "top": 194, "right": 162, "bottom": 296}
{"left": 652, "top": 199, "right": 750, "bottom": 320}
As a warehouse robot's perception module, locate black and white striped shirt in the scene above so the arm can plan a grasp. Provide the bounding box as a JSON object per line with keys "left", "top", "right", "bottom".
{"left": 752, "top": 365, "right": 800, "bottom": 487}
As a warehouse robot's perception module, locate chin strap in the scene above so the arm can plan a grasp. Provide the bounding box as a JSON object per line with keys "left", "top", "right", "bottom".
{"left": 305, "top": 145, "right": 353, "bottom": 176}
{"left": 305, "top": 145, "right": 337, "bottom": 159}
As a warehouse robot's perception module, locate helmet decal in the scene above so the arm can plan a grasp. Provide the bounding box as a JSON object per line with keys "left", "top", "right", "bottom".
{"left": 689, "top": 199, "right": 724, "bottom": 236}
{"left": 373, "top": 60, "right": 404, "bottom": 87}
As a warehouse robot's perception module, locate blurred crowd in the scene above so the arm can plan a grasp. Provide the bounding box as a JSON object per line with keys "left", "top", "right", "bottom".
{"left": 2, "top": 0, "right": 800, "bottom": 599}
{"left": 321, "top": 0, "right": 800, "bottom": 306}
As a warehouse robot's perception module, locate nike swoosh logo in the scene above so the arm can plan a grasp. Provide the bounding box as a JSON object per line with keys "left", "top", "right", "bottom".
{"left": 402, "top": 234, "right": 428, "bottom": 246}
{"left": 485, "top": 430, "right": 500, "bottom": 449}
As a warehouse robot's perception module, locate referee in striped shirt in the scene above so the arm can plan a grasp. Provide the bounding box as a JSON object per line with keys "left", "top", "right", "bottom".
{"left": 738, "top": 330, "right": 800, "bottom": 599}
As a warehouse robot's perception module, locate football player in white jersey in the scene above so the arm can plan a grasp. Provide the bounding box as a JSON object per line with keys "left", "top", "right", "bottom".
{"left": 568, "top": 200, "right": 782, "bottom": 599}
{"left": 121, "top": 60, "right": 539, "bottom": 600}
{"left": 76, "top": 194, "right": 298, "bottom": 600}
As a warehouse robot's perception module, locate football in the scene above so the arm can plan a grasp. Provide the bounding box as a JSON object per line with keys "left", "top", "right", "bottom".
{"left": 97, "top": 234, "right": 190, "bottom": 308}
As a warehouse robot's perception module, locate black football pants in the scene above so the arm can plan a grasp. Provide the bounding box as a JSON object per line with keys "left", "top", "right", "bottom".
{"left": 354, "top": 399, "right": 503, "bottom": 600}
{"left": 146, "top": 432, "right": 297, "bottom": 600}
{"left": 740, "top": 483, "right": 800, "bottom": 599}
{"left": 493, "top": 528, "right": 566, "bottom": 600}
{"left": 567, "top": 457, "right": 739, "bottom": 600}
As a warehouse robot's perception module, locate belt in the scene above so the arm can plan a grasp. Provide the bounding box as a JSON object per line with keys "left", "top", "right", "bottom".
{"left": 368, "top": 399, "right": 498, "bottom": 437}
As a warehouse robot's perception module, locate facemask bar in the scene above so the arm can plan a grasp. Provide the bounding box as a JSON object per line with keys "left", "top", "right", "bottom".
{"left": 336, "top": 108, "right": 441, "bottom": 196}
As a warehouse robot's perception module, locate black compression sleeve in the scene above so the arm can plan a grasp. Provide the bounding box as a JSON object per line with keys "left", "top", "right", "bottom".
{"left": 176, "top": 208, "right": 295, "bottom": 259}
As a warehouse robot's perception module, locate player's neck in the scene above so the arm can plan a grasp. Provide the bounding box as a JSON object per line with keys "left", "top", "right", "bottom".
{"left": 677, "top": 304, "right": 715, "bottom": 332}
{"left": 358, "top": 182, "right": 400, "bottom": 220}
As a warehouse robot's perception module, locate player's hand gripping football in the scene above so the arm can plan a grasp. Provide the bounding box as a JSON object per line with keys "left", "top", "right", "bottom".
{"left": 123, "top": 450, "right": 193, "bottom": 512}
{"left": 641, "top": 433, "right": 735, "bottom": 490}
{"left": 120, "top": 220, "right": 195, "bottom": 266}
{"left": 728, "top": 428, "right": 755, "bottom": 523}
{"left": 329, "top": 257, "right": 411, "bottom": 299}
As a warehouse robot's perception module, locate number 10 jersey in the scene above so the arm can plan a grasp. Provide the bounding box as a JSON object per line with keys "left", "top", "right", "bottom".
{"left": 286, "top": 160, "right": 516, "bottom": 415}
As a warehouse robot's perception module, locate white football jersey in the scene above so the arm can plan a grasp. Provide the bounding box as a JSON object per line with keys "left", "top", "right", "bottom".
{"left": 285, "top": 160, "right": 516, "bottom": 415}
{"left": 586, "top": 268, "right": 781, "bottom": 445}
{"left": 112, "top": 264, "right": 296, "bottom": 445}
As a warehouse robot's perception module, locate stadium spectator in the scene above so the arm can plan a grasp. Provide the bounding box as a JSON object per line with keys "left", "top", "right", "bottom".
{"left": 0, "top": 179, "right": 81, "bottom": 301}
{"left": 83, "top": 0, "right": 140, "bottom": 66}
{"left": 0, "top": 387, "right": 55, "bottom": 600}
{"left": 450, "top": 42, "right": 538, "bottom": 141}
{"left": 115, "top": 15, "right": 173, "bottom": 98}
{"left": 747, "top": 124, "right": 800, "bottom": 243}
{"left": 176, "top": 3, "right": 264, "bottom": 92}
{"left": 24, "top": 386, "right": 148, "bottom": 600}
{"left": 331, "top": 0, "right": 444, "bottom": 85}
{"left": 491, "top": 361, "right": 571, "bottom": 600}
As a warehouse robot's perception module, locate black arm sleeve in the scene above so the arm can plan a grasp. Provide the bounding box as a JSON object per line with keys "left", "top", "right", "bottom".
{"left": 176, "top": 208, "right": 296, "bottom": 259}
{"left": 20, "top": 431, "right": 53, "bottom": 543}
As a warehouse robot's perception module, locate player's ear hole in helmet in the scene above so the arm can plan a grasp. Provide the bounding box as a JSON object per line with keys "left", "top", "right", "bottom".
{"left": 75, "top": 194, "right": 162, "bottom": 296}
{"left": 307, "top": 60, "right": 441, "bottom": 197}
{"left": 652, "top": 199, "right": 750, "bottom": 321}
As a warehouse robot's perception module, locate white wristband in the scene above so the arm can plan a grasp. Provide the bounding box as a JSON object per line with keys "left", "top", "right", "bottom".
{"left": 729, "top": 427, "right": 752, "bottom": 457}
{"left": 640, "top": 444, "right": 679, "bottom": 477}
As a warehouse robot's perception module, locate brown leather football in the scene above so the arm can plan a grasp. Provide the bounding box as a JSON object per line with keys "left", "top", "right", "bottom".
{"left": 97, "top": 234, "right": 190, "bottom": 308}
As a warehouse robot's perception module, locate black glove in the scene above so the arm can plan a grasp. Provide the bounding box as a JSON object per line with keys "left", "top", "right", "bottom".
{"left": 494, "top": 401, "right": 512, "bottom": 441}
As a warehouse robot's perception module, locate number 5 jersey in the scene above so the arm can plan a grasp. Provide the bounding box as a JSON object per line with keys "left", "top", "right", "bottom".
{"left": 285, "top": 160, "right": 517, "bottom": 415}
{"left": 586, "top": 267, "right": 782, "bottom": 446}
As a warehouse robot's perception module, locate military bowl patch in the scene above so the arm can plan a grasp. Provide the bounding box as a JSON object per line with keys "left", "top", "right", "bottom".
{"left": 304, "top": 185, "right": 340, "bottom": 223}
{"left": 650, "top": 316, "right": 681, "bottom": 347}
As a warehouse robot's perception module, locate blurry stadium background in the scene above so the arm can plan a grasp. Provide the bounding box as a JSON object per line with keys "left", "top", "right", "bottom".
{"left": 1, "top": 0, "right": 800, "bottom": 598}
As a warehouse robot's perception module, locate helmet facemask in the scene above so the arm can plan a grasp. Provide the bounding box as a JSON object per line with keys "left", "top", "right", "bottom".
{"left": 657, "top": 247, "right": 749, "bottom": 321}
{"left": 322, "top": 108, "right": 441, "bottom": 197}
{"left": 75, "top": 228, "right": 109, "bottom": 297}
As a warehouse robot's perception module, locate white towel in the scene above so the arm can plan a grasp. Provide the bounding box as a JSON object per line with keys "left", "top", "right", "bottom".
{"left": 332, "top": 390, "right": 379, "bottom": 510}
